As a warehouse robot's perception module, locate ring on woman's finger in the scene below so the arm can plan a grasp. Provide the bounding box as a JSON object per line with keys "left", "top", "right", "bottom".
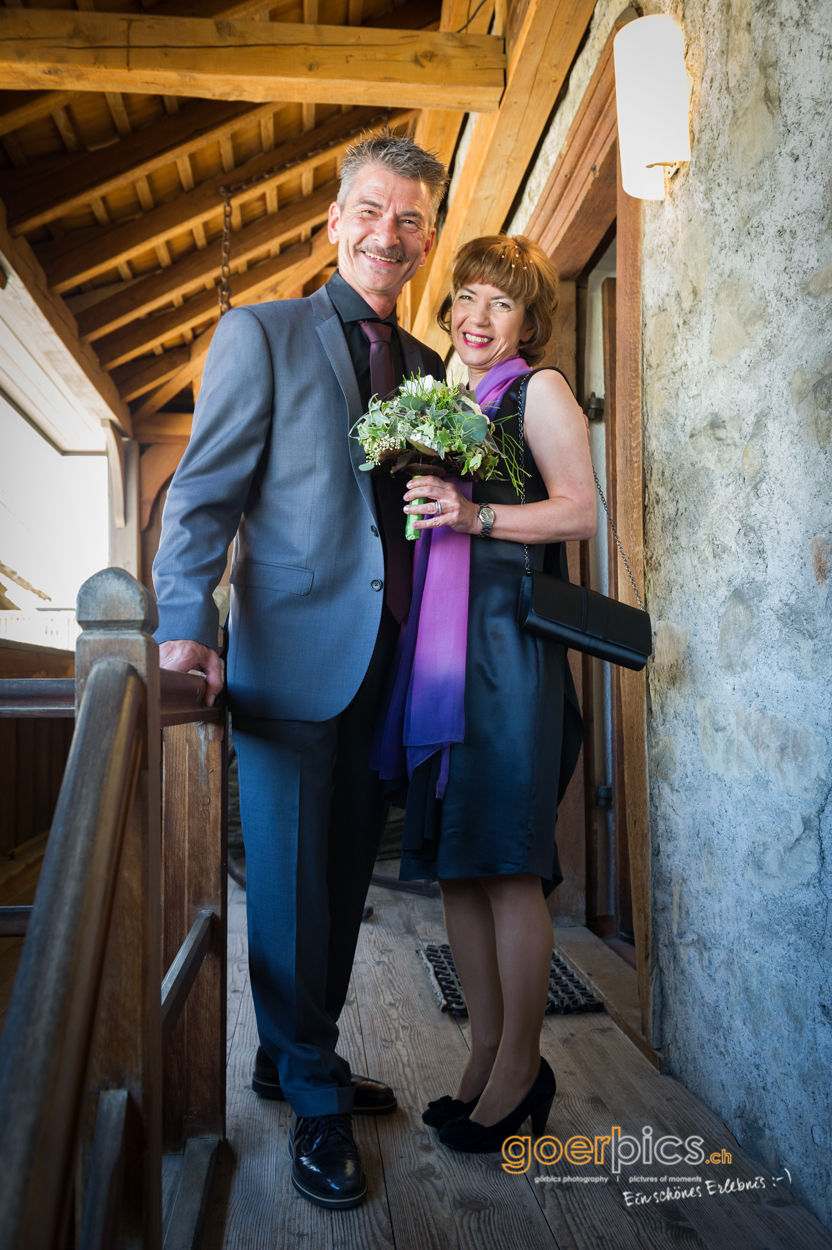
{"left": 434, "top": 500, "right": 442, "bottom": 516}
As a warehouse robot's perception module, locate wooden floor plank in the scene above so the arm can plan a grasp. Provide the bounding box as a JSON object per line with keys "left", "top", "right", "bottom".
{"left": 548, "top": 1017, "right": 832, "bottom": 1250}
{"left": 329, "top": 977, "right": 395, "bottom": 1250}
{"left": 202, "top": 880, "right": 830, "bottom": 1250}
{"left": 204, "top": 957, "right": 289, "bottom": 1250}
{"left": 162, "top": 1151, "right": 184, "bottom": 1242}
{"left": 225, "top": 879, "right": 248, "bottom": 1062}
{"left": 535, "top": 1024, "right": 707, "bottom": 1250}
{"left": 355, "top": 885, "right": 558, "bottom": 1250}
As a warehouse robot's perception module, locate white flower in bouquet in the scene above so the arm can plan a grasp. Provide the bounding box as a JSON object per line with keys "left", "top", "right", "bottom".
{"left": 351, "top": 372, "right": 524, "bottom": 492}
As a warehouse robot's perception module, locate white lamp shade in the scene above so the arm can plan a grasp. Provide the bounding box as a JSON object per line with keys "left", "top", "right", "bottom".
{"left": 614, "top": 15, "right": 692, "bottom": 201}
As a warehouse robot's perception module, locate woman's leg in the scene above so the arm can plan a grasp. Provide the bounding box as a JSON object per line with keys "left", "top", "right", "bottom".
{"left": 438, "top": 877, "right": 504, "bottom": 1102}
{"left": 468, "top": 873, "right": 553, "bottom": 1126}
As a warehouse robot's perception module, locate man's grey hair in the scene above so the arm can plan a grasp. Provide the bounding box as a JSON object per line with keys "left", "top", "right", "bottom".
{"left": 337, "top": 128, "right": 449, "bottom": 227}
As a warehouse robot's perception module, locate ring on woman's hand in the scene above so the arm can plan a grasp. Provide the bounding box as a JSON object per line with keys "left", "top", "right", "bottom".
{"left": 434, "top": 500, "right": 442, "bottom": 516}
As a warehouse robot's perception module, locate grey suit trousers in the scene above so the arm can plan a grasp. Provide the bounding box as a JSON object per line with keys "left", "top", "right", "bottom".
{"left": 233, "top": 606, "right": 399, "bottom": 1116}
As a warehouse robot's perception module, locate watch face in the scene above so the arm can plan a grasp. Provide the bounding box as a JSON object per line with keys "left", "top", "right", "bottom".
{"left": 481, "top": 506, "right": 495, "bottom": 522}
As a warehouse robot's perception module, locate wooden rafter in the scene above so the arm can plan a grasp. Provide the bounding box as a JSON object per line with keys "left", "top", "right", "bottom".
{"left": 131, "top": 324, "right": 217, "bottom": 423}
{"left": 112, "top": 346, "right": 191, "bottom": 403}
{"left": 414, "top": 0, "right": 497, "bottom": 166}
{"left": 79, "top": 182, "right": 336, "bottom": 341}
{"left": 0, "top": 11, "right": 504, "bottom": 112}
{"left": 0, "top": 196, "right": 131, "bottom": 439}
{"left": 412, "top": 0, "right": 597, "bottom": 352}
{"left": 364, "top": 0, "right": 441, "bottom": 27}
{"left": 525, "top": 16, "right": 632, "bottom": 279}
{"left": 96, "top": 230, "right": 336, "bottom": 367}
{"left": 127, "top": 230, "right": 337, "bottom": 422}
{"left": 0, "top": 99, "right": 284, "bottom": 237}
{"left": 133, "top": 412, "right": 192, "bottom": 442}
{"left": 36, "top": 106, "right": 414, "bottom": 293}
{"left": 400, "top": 0, "right": 496, "bottom": 328}
{"left": 0, "top": 89, "right": 78, "bottom": 138}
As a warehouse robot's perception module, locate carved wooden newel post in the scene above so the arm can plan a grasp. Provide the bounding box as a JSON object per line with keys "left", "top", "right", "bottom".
{"left": 75, "top": 568, "right": 163, "bottom": 1250}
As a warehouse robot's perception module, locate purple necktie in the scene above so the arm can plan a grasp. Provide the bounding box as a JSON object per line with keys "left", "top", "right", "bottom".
{"left": 359, "top": 320, "right": 410, "bottom": 623}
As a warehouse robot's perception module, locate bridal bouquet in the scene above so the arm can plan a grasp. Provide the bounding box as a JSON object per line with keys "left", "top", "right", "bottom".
{"left": 352, "top": 373, "right": 523, "bottom": 539}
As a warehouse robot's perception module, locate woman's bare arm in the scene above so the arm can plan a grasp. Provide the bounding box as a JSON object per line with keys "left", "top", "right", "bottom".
{"left": 404, "top": 369, "right": 596, "bottom": 543}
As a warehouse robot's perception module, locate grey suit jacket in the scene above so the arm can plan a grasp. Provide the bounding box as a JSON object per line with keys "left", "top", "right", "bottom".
{"left": 153, "top": 284, "right": 445, "bottom": 722}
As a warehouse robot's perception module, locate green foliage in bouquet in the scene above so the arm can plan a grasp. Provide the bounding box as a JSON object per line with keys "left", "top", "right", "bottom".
{"left": 350, "top": 373, "right": 526, "bottom": 493}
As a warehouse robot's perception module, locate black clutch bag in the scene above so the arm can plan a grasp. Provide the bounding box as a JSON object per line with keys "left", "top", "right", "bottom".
{"left": 513, "top": 373, "right": 653, "bottom": 673}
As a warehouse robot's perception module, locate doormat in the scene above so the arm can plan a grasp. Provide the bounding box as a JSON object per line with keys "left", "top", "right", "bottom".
{"left": 417, "top": 943, "right": 605, "bottom": 1017}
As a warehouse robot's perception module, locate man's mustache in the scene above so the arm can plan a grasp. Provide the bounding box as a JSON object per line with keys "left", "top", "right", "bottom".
{"left": 356, "top": 244, "right": 407, "bottom": 263}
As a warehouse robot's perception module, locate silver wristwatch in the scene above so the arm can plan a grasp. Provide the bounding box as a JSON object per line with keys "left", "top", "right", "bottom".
{"left": 477, "top": 504, "right": 495, "bottom": 538}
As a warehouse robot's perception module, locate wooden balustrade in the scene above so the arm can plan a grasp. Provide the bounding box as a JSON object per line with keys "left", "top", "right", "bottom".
{"left": 0, "top": 567, "right": 228, "bottom": 1250}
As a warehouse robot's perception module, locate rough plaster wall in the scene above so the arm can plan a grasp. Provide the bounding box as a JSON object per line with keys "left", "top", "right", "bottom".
{"left": 641, "top": 0, "right": 832, "bottom": 1224}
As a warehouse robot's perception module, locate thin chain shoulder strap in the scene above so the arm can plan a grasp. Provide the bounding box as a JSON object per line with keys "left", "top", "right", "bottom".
{"left": 516, "top": 370, "right": 645, "bottom": 611}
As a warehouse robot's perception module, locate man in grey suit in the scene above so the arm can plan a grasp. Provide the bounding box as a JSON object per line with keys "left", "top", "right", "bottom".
{"left": 153, "top": 132, "right": 447, "bottom": 1209}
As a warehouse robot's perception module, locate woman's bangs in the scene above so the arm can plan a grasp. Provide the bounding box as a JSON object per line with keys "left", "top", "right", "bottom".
{"left": 453, "top": 245, "right": 538, "bottom": 307}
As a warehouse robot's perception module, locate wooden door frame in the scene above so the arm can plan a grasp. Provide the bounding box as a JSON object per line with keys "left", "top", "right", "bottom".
{"left": 524, "top": 14, "right": 654, "bottom": 1043}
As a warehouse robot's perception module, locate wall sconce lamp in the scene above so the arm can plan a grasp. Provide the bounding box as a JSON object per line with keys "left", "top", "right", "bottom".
{"left": 613, "top": 14, "right": 692, "bottom": 200}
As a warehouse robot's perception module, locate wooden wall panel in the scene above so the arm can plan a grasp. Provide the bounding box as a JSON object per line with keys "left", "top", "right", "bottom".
{"left": 615, "top": 164, "right": 652, "bottom": 1042}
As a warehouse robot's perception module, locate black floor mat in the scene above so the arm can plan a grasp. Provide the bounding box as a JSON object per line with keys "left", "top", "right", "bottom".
{"left": 417, "top": 942, "right": 605, "bottom": 1017}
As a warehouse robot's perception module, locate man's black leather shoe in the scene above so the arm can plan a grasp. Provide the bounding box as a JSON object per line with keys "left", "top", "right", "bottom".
{"left": 252, "top": 1046, "right": 396, "bottom": 1114}
{"left": 289, "top": 1114, "right": 367, "bottom": 1209}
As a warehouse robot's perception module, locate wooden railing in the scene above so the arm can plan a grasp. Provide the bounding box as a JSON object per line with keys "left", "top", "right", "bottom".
{"left": 0, "top": 568, "right": 227, "bottom": 1250}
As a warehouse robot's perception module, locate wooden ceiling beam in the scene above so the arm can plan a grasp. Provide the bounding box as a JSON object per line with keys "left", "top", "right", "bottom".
{"left": 112, "top": 343, "right": 190, "bottom": 402}
{"left": 401, "top": 0, "right": 495, "bottom": 329}
{"left": 364, "top": 0, "right": 441, "bottom": 28}
{"left": 525, "top": 19, "right": 632, "bottom": 279}
{"left": 0, "top": 196, "right": 131, "bottom": 443}
{"left": 152, "top": 0, "right": 286, "bottom": 17}
{"left": 133, "top": 411, "right": 193, "bottom": 442}
{"left": 1, "top": 99, "right": 284, "bottom": 237}
{"left": 414, "top": 0, "right": 496, "bottom": 166}
{"left": 37, "top": 106, "right": 411, "bottom": 292}
{"left": 96, "top": 230, "right": 336, "bottom": 367}
{"left": 411, "top": 0, "right": 597, "bottom": 352}
{"left": 0, "top": 11, "right": 504, "bottom": 112}
{"left": 131, "top": 323, "right": 216, "bottom": 422}
{"left": 0, "top": 89, "right": 78, "bottom": 138}
{"left": 79, "top": 182, "right": 336, "bottom": 341}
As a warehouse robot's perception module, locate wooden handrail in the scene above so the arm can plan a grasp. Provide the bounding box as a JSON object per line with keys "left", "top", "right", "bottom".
{"left": 78, "top": 1090, "right": 129, "bottom": 1250}
{"left": 0, "top": 678, "right": 75, "bottom": 717}
{"left": 0, "top": 907, "right": 32, "bottom": 937}
{"left": 0, "top": 658, "right": 142, "bottom": 1249}
{"left": 161, "top": 910, "right": 214, "bottom": 1051}
{"left": 0, "top": 567, "right": 227, "bottom": 1248}
{"left": 0, "top": 669, "right": 223, "bottom": 724}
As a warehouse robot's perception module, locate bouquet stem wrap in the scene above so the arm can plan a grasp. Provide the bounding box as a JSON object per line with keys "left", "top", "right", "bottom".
{"left": 405, "top": 501, "right": 425, "bottom": 542}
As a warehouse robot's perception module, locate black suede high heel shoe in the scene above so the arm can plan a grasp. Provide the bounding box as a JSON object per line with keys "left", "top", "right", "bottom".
{"left": 422, "top": 1093, "right": 481, "bottom": 1129}
{"left": 438, "top": 1058, "right": 556, "bottom": 1154}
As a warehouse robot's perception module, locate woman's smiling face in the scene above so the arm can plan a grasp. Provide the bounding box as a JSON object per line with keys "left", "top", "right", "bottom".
{"left": 450, "top": 282, "right": 533, "bottom": 382}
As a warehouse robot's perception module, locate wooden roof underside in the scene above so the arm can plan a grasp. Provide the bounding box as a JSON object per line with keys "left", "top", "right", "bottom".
{"left": 0, "top": 0, "right": 597, "bottom": 446}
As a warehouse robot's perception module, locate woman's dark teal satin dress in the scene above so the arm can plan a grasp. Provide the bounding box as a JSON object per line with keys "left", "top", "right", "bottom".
{"left": 398, "top": 369, "right": 584, "bottom": 896}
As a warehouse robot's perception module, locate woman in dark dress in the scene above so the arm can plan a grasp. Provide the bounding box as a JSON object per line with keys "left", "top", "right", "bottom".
{"left": 374, "top": 235, "right": 595, "bottom": 1153}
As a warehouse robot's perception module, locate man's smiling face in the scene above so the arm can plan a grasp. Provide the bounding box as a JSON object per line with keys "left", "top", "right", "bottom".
{"left": 328, "top": 164, "right": 436, "bottom": 315}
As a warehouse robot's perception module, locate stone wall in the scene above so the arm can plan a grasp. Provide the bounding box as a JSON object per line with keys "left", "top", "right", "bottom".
{"left": 512, "top": 0, "right": 832, "bottom": 1225}
{"left": 642, "top": 0, "right": 832, "bottom": 1224}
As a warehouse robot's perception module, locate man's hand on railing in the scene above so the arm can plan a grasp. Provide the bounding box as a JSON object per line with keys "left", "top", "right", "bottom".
{"left": 159, "top": 640, "right": 224, "bottom": 707}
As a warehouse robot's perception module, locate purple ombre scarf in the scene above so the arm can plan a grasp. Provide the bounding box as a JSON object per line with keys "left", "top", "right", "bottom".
{"left": 371, "top": 356, "right": 530, "bottom": 800}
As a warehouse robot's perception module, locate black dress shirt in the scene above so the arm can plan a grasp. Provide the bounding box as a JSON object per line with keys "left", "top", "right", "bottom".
{"left": 326, "top": 269, "right": 412, "bottom": 617}
{"left": 326, "top": 270, "right": 405, "bottom": 408}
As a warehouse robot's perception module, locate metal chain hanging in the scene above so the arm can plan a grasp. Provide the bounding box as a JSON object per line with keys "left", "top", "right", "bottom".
{"left": 592, "top": 468, "right": 645, "bottom": 611}
{"left": 216, "top": 110, "right": 392, "bottom": 317}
